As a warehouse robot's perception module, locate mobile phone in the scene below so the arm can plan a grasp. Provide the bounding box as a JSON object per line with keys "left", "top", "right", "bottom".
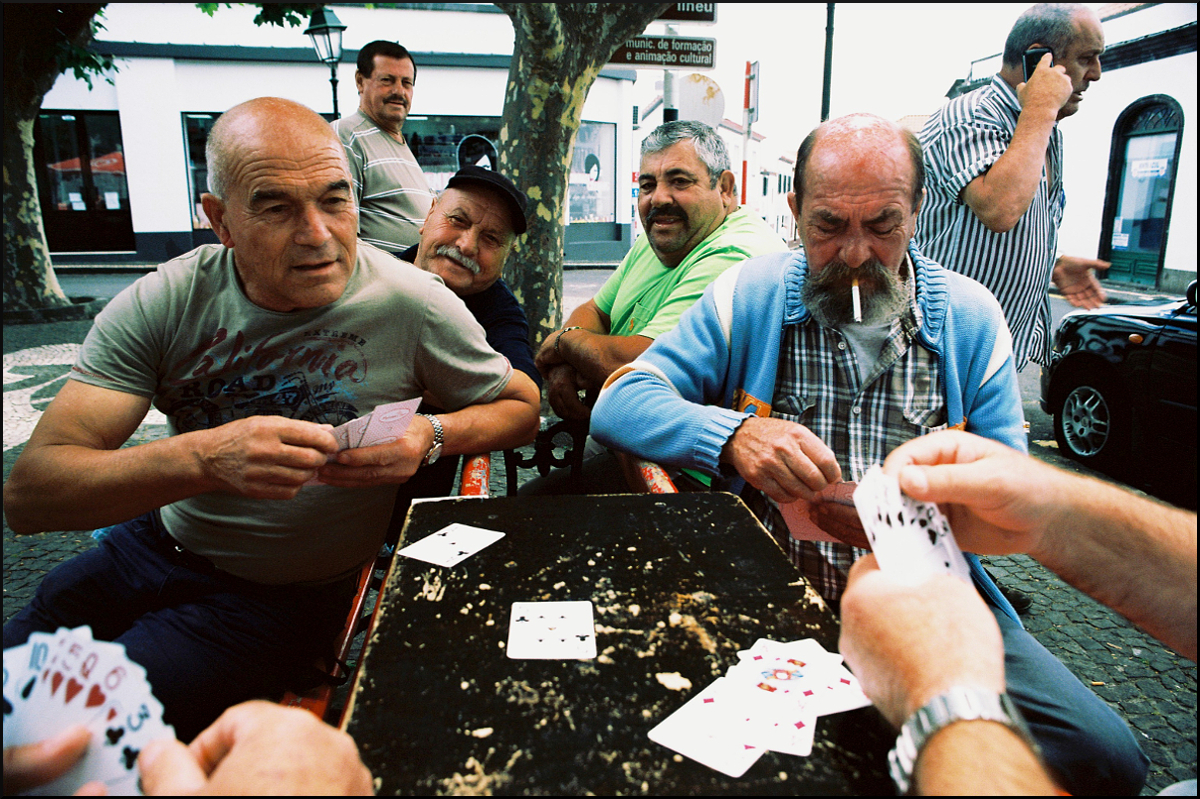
{"left": 1023, "top": 47, "right": 1053, "bottom": 82}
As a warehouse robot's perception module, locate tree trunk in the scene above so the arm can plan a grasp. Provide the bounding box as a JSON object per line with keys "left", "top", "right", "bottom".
{"left": 3, "top": 3, "right": 109, "bottom": 314}
{"left": 494, "top": 3, "right": 671, "bottom": 350}
{"left": 3, "top": 113, "right": 70, "bottom": 313}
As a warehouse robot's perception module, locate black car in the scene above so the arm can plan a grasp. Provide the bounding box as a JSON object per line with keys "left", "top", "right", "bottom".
{"left": 1040, "top": 280, "right": 1197, "bottom": 508}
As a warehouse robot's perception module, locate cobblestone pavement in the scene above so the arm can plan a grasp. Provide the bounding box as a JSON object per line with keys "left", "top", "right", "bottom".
{"left": 4, "top": 313, "right": 1195, "bottom": 794}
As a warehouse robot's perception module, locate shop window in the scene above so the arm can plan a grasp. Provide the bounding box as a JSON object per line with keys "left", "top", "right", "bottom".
{"left": 34, "top": 111, "right": 134, "bottom": 252}
{"left": 1099, "top": 96, "right": 1184, "bottom": 287}
{"left": 568, "top": 122, "right": 616, "bottom": 224}
{"left": 184, "top": 113, "right": 218, "bottom": 230}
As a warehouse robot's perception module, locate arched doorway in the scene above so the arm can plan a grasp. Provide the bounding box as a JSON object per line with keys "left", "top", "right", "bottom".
{"left": 1098, "top": 96, "right": 1184, "bottom": 288}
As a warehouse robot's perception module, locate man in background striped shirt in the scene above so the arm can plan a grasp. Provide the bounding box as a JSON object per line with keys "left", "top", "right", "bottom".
{"left": 334, "top": 40, "right": 436, "bottom": 252}
{"left": 917, "top": 3, "right": 1109, "bottom": 372}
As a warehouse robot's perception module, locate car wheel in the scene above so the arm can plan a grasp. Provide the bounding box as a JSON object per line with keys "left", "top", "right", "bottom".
{"left": 1054, "top": 377, "right": 1128, "bottom": 468}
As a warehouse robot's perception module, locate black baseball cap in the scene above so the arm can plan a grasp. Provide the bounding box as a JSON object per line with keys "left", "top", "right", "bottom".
{"left": 446, "top": 165, "right": 528, "bottom": 235}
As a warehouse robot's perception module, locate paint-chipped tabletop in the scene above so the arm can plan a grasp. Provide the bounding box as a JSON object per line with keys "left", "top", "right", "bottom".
{"left": 343, "top": 492, "right": 893, "bottom": 795}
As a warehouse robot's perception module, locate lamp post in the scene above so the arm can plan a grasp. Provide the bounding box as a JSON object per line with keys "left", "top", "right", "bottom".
{"left": 305, "top": 6, "right": 347, "bottom": 119}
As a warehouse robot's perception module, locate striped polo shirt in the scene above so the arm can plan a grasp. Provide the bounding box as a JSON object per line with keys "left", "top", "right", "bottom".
{"left": 334, "top": 110, "right": 436, "bottom": 252}
{"left": 916, "top": 75, "right": 1065, "bottom": 370}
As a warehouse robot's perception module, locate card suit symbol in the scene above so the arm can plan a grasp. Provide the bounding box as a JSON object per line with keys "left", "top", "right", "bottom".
{"left": 106, "top": 726, "right": 125, "bottom": 746}
{"left": 3, "top": 698, "right": 11, "bottom": 716}
{"left": 86, "top": 684, "right": 106, "bottom": 708}
{"left": 21, "top": 677, "right": 36, "bottom": 699}
{"left": 107, "top": 708, "right": 118, "bottom": 721}
{"left": 50, "top": 671, "right": 64, "bottom": 696}
{"left": 121, "top": 746, "right": 139, "bottom": 770}
{"left": 65, "top": 677, "right": 84, "bottom": 704}
{"left": 793, "top": 720, "right": 807, "bottom": 730}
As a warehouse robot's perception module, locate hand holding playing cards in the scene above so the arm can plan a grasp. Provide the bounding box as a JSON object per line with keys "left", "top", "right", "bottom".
{"left": 839, "top": 554, "right": 1005, "bottom": 728}
{"left": 197, "top": 416, "right": 339, "bottom": 499}
{"left": 4, "top": 725, "right": 103, "bottom": 796}
{"left": 722, "top": 417, "right": 842, "bottom": 503}
{"left": 138, "top": 701, "right": 373, "bottom": 796}
{"left": 317, "top": 413, "right": 433, "bottom": 488}
{"left": 882, "top": 431, "right": 1060, "bottom": 557}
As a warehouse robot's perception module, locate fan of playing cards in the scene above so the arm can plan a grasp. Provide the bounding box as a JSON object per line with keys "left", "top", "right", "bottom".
{"left": 305, "top": 398, "right": 423, "bottom": 486}
{"left": 4, "top": 626, "right": 175, "bottom": 796}
{"left": 648, "top": 638, "right": 872, "bottom": 778}
{"left": 852, "top": 464, "right": 972, "bottom": 585}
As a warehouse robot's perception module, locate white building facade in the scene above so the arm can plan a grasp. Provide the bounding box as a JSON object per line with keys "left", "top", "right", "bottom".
{"left": 35, "top": 3, "right": 640, "bottom": 265}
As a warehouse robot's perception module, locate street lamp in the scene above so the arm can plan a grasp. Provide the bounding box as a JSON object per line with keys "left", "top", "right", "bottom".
{"left": 305, "top": 6, "right": 347, "bottom": 119}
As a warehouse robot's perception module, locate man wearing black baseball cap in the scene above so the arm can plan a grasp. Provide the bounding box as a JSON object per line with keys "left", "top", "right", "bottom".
{"left": 387, "top": 166, "right": 538, "bottom": 534}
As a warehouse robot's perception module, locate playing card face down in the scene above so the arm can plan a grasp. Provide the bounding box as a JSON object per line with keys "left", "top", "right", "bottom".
{"left": 853, "top": 464, "right": 971, "bottom": 584}
{"left": 506, "top": 601, "right": 597, "bottom": 660}
{"left": 4, "top": 626, "right": 175, "bottom": 796}
{"left": 397, "top": 523, "right": 505, "bottom": 568}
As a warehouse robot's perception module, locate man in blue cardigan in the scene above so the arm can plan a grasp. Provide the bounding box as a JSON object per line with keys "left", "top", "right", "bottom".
{"left": 592, "top": 114, "right": 1146, "bottom": 795}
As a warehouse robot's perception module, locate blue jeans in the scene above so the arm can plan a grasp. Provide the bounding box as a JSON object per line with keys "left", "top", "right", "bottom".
{"left": 996, "top": 604, "right": 1149, "bottom": 795}
{"left": 3, "top": 512, "right": 357, "bottom": 742}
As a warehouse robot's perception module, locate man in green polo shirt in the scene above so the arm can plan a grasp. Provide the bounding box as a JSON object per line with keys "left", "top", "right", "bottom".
{"left": 536, "top": 120, "right": 786, "bottom": 421}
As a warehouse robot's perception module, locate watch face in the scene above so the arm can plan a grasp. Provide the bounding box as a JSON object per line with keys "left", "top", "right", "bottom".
{"left": 425, "top": 444, "right": 442, "bottom": 465}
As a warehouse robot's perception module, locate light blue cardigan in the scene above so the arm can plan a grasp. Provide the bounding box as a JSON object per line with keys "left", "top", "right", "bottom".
{"left": 592, "top": 245, "right": 1027, "bottom": 621}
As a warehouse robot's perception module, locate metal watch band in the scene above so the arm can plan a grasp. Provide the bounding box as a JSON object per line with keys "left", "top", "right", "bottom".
{"left": 888, "top": 687, "right": 1037, "bottom": 795}
{"left": 418, "top": 413, "right": 443, "bottom": 466}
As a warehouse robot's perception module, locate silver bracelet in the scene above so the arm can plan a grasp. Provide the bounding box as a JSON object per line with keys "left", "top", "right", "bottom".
{"left": 554, "top": 326, "right": 585, "bottom": 356}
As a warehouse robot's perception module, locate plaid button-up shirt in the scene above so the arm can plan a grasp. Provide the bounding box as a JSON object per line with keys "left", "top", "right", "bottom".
{"left": 746, "top": 262, "right": 946, "bottom": 603}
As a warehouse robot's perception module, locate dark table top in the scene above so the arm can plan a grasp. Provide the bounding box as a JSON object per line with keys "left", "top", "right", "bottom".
{"left": 343, "top": 492, "right": 893, "bottom": 795}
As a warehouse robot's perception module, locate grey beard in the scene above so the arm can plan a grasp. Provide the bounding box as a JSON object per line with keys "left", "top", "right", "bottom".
{"left": 803, "top": 260, "right": 909, "bottom": 328}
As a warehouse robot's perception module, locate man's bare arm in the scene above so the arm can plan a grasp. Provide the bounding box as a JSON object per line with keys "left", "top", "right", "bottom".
{"left": 961, "top": 58, "right": 1072, "bottom": 233}
{"left": 535, "top": 300, "right": 652, "bottom": 388}
{"left": 4, "top": 380, "right": 339, "bottom": 534}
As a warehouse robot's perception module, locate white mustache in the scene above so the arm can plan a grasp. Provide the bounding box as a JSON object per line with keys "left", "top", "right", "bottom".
{"left": 436, "top": 245, "right": 481, "bottom": 275}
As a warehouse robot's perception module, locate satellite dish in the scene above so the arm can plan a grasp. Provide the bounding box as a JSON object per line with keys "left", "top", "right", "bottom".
{"left": 674, "top": 74, "right": 725, "bottom": 128}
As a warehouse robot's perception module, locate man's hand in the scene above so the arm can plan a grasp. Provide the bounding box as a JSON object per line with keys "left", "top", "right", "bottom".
{"left": 1016, "top": 52, "right": 1073, "bottom": 115}
{"left": 197, "top": 417, "right": 339, "bottom": 499}
{"left": 720, "top": 416, "right": 841, "bottom": 503}
{"left": 809, "top": 497, "right": 870, "bottom": 549}
{"left": 315, "top": 414, "right": 435, "bottom": 488}
{"left": 882, "top": 430, "right": 1060, "bottom": 557}
{"left": 1052, "top": 255, "right": 1109, "bottom": 309}
{"left": 138, "top": 701, "right": 373, "bottom": 795}
{"left": 544, "top": 364, "right": 592, "bottom": 421}
{"left": 534, "top": 327, "right": 571, "bottom": 374}
{"left": 839, "top": 555, "right": 1005, "bottom": 728}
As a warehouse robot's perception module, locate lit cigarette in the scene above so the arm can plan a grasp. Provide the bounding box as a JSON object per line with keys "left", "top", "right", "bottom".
{"left": 851, "top": 278, "right": 862, "bottom": 322}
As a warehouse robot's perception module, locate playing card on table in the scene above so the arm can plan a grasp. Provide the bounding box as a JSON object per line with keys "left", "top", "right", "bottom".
{"left": 853, "top": 464, "right": 971, "bottom": 584}
{"left": 648, "top": 677, "right": 766, "bottom": 778}
{"left": 506, "top": 601, "right": 597, "bottom": 660}
{"left": 397, "top": 523, "right": 505, "bottom": 568}
{"left": 4, "top": 626, "right": 175, "bottom": 796}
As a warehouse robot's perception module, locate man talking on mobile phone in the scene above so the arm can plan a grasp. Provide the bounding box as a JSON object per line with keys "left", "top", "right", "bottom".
{"left": 916, "top": 2, "right": 1110, "bottom": 376}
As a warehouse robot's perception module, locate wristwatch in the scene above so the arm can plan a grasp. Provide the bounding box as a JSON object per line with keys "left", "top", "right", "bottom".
{"left": 889, "top": 687, "right": 1037, "bottom": 795}
{"left": 418, "top": 413, "right": 443, "bottom": 466}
